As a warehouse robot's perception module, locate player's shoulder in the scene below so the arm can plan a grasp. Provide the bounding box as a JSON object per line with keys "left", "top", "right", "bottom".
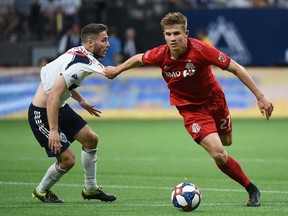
{"left": 148, "top": 44, "right": 168, "bottom": 58}
{"left": 188, "top": 38, "right": 211, "bottom": 50}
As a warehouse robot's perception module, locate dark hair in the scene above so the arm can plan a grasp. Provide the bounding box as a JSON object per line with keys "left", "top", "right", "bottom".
{"left": 81, "top": 23, "right": 108, "bottom": 43}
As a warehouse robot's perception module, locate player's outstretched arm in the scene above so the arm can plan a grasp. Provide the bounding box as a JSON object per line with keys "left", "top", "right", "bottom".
{"left": 104, "top": 53, "right": 144, "bottom": 79}
{"left": 71, "top": 89, "right": 101, "bottom": 117}
{"left": 226, "top": 59, "right": 274, "bottom": 120}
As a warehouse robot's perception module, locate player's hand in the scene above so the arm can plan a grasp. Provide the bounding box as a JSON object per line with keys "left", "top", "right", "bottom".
{"left": 257, "top": 96, "right": 274, "bottom": 120}
{"left": 80, "top": 100, "right": 101, "bottom": 117}
{"left": 48, "top": 130, "right": 62, "bottom": 154}
{"left": 104, "top": 66, "right": 120, "bottom": 79}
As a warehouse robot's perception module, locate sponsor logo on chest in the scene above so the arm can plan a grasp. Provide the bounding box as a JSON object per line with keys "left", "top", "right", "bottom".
{"left": 163, "top": 62, "right": 196, "bottom": 78}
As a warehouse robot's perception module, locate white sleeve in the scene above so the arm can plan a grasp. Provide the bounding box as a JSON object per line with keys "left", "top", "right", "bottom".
{"left": 61, "top": 61, "right": 104, "bottom": 90}
{"left": 81, "top": 59, "right": 105, "bottom": 75}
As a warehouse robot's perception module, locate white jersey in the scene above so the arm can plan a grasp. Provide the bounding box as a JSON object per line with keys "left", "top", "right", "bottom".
{"left": 40, "top": 46, "right": 104, "bottom": 106}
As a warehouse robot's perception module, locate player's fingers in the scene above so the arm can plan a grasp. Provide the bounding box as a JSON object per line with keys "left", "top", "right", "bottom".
{"left": 265, "top": 107, "right": 273, "bottom": 120}
{"left": 259, "top": 108, "right": 265, "bottom": 116}
{"left": 48, "top": 139, "right": 55, "bottom": 150}
{"left": 49, "top": 138, "right": 62, "bottom": 153}
{"left": 93, "top": 109, "right": 102, "bottom": 113}
{"left": 90, "top": 110, "right": 101, "bottom": 117}
{"left": 52, "top": 143, "right": 62, "bottom": 154}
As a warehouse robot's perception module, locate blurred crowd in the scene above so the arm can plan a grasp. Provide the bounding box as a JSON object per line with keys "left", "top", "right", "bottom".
{"left": 0, "top": 0, "right": 82, "bottom": 42}
{"left": 1, "top": 0, "right": 287, "bottom": 66}
{"left": 1, "top": 0, "right": 287, "bottom": 43}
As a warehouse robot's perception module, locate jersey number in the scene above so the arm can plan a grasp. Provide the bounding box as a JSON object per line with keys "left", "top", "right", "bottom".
{"left": 220, "top": 115, "right": 231, "bottom": 130}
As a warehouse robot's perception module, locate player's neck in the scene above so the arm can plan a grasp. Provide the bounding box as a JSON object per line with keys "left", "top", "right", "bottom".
{"left": 170, "top": 40, "right": 188, "bottom": 60}
{"left": 170, "top": 47, "right": 187, "bottom": 60}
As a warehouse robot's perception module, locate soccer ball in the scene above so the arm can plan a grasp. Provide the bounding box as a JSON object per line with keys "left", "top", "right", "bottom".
{"left": 171, "top": 182, "right": 201, "bottom": 212}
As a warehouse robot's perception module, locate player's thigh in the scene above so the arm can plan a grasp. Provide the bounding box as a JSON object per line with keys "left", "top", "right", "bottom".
{"left": 200, "top": 133, "right": 228, "bottom": 164}
{"left": 59, "top": 104, "right": 87, "bottom": 143}
{"left": 213, "top": 91, "right": 233, "bottom": 143}
{"left": 219, "top": 132, "right": 232, "bottom": 146}
{"left": 74, "top": 124, "right": 99, "bottom": 149}
{"left": 28, "top": 104, "right": 70, "bottom": 157}
{"left": 177, "top": 105, "right": 217, "bottom": 144}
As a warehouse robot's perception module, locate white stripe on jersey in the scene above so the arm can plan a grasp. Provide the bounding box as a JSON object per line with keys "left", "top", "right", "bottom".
{"left": 34, "top": 111, "right": 49, "bottom": 138}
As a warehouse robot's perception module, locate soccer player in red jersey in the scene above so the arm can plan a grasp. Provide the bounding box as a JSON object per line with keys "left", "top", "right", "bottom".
{"left": 104, "top": 12, "right": 273, "bottom": 207}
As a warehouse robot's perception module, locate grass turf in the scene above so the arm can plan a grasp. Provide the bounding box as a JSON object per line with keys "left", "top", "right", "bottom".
{"left": 0, "top": 119, "right": 288, "bottom": 215}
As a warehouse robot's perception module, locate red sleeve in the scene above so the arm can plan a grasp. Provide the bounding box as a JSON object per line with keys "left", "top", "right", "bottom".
{"left": 141, "top": 45, "right": 167, "bottom": 67}
{"left": 198, "top": 42, "right": 230, "bottom": 70}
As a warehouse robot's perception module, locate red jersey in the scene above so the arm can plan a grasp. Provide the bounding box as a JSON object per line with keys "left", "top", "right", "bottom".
{"left": 142, "top": 38, "right": 230, "bottom": 106}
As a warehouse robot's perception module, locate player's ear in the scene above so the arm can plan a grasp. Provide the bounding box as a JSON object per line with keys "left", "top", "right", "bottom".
{"left": 185, "top": 30, "right": 189, "bottom": 38}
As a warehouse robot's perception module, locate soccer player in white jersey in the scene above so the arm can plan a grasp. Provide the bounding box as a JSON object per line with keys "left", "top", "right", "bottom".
{"left": 28, "top": 23, "right": 116, "bottom": 203}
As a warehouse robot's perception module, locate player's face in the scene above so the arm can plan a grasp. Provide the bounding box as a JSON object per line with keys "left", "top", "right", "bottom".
{"left": 163, "top": 24, "right": 189, "bottom": 54}
{"left": 88, "top": 31, "right": 110, "bottom": 58}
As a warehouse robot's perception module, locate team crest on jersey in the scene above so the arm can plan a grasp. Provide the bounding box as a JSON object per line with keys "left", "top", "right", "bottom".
{"left": 192, "top": 123, "right": 201, "bottom": 133}
{"left": 185, "top": 62, "right": 195, "bottom": 70}
{"left": 183, "top": 62, "right": 196, "bottom": 77}
{"left": 218, "top": 53, "right": 226, "bottom": 63}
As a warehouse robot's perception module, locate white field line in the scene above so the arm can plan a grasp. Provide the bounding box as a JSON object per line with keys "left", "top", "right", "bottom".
{"left": 0, "top": 156, "right": 287, "bottom": 163}
{"left": 0, "top": 202, "right": 288, "bottom": 208}
{"left": 0, "top": 181, "right": 288, "bottom": 194}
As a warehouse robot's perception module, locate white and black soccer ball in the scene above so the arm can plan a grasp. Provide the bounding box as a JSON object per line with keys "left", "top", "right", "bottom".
{"left": 171, "top": 182, "right": 201, "bottom": 212}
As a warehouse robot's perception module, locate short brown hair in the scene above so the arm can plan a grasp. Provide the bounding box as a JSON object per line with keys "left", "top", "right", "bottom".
{"left": 160, "top": 12, "right": 187, "bottom": 31}
{"left": 81, "top": 23, "right": 108, "bottom": 43}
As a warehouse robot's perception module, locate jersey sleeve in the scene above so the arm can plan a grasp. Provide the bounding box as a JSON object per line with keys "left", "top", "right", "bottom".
{"left": 61, "top": 64, "right": 89, "bottom": 90}
{"left": 142, "top": 45, "right": 166, "bottom": 66}
{"left": 197, "top": 42, "right": 230, "bottom": 70}
{"left": 62, "top": 55, "right": 104, "bottom": 90}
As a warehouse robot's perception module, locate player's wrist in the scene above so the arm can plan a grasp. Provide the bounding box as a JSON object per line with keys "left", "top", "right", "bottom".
{"left": 256, "top": 93, "right": 265, "bottom": 101}
{"left": 49, "top": 127, "right": 58, "bottom": 132}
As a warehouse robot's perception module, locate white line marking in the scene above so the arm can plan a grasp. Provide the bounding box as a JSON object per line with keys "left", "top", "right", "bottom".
{"left": 0, "top": 202, "right": 288, "bottom": 208}
{"left": 0, "top": 181, "right": 288, "bottom": 194}
{"left": 0, "top": 156, "right": 287, "bottom": 163}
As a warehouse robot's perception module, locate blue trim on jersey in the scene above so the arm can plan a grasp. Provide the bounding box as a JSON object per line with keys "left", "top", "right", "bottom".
{"left": 65, "top": 52, "right": 91, "bottom": 70}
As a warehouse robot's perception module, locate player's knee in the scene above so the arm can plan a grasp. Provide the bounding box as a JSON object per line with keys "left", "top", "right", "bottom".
{"left": 84, "top": 132, "right": 99, "bottom": 149}
{"left": 58, "top": 154, "right": 76, "bottom": 170}
{"left": 212, "top": 151, "right": 228, "bottom": 164}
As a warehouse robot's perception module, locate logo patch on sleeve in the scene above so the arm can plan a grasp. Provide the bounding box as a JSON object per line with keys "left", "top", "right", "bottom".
{"left": 218, "top": 53, "right": 226, "bottom": 63}
{"left": 71, "top": 74, "right": 78, "bottom": 80}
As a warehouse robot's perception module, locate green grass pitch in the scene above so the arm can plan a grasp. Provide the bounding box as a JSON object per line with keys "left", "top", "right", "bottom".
{"left": 0, "top": 118, "right": 288, "bottom": 216}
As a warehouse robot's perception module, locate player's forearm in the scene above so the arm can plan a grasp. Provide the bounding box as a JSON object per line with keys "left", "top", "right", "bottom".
{"left": 227, "top": 60, "right": 265, "bottom": 100}
{"left": 47, "top": 92, "right": 60, "bottom": 131}
{"left": 236, "top": 70, "right": 264, "bottom": 100}
{"left": 116, "top": 54, "right": 143, "bottom": 74}
{"left": 71, "top": 89, "right": 84, "bottom": 104}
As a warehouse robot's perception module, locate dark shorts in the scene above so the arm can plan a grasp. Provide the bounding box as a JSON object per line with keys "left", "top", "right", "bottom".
{"left": 176, "top": 91, "right": 232, "bottom": 144}
{"left": 28, "top": 103, "right": 87, "bottom": 157}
